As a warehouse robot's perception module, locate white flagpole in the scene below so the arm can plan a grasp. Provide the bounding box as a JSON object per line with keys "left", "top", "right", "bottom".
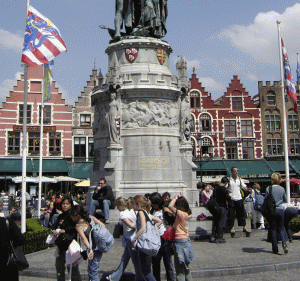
{"left": 21, "top": 0, "right": 30, "bottom": 234}
{"left": 277, "top": 20, "right": 291, "bottom": 203}
{"left": 38, "top": 65, "right": 45, "bottom": 218}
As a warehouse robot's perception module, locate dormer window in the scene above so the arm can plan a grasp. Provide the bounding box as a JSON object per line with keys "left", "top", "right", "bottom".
{"left": 232, "top": 97, "right": 242, "bottom": 111}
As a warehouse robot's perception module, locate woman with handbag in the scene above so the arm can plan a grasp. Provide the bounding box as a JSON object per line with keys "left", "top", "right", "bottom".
{"left": 131, "top": 195, "right": 162, "bottom": 281}
{"left": 51, "top": 196, "right": 81, "bottom": 281}
{"left": 265, "top": 173, "right": 288, "bottom": 255}
{"left": 150, "top": 192, "right": 175, "bottom": 281}
{"left": 168, "top": 193, "right": 195, "bottom": 281}
{"left": 0, "top": 215, "right": 25, "bottom": 281}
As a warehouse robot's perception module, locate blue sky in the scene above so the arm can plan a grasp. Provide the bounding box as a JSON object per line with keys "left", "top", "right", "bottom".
{"left": 1, "top": 0, "right": 300, "bottom": 106}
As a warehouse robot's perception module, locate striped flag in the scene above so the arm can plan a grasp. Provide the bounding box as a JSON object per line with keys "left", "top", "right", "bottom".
{"left": 281, "top": 39, "right": 298, "bottom": 113}
{"left": 21, "top": 6, "right": 67, "bottom": 67}
{"left": 44, "top": 60, "right": 54, "bottom": 102}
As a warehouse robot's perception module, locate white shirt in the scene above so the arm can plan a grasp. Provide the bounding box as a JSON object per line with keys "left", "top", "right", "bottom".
{"left": 119, "top": 209, "right": 136, "bottom": 233}
{"left": 229, "top": 176, "right": 246, "bottom": 201}
{"left": 152, "top": 209, "right": 167, "bottom": 236}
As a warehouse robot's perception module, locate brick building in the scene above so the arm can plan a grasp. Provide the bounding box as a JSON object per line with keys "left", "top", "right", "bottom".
{"left": 190, "top": 73, "right": 263, "bottom": 161}
{"left": 0, "top": 65, "right": 72, "bottom": 176}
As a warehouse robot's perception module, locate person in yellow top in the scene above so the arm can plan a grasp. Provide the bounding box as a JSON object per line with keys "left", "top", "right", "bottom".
{"left": 168, "top": 193, "right": 195, "bottom": 281}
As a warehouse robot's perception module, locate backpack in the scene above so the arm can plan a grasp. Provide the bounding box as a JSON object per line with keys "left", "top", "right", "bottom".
{"left": 253, "top": 191, "right": 265, "bottom": 211}
{"left": 259, "top": 186, "right": 276, "bottom": 218}
{"left": 136, "top": 210, "right": 161, "bottom": 257}
{"left": 89, "top": 218, "right": 114, "bottom": 253}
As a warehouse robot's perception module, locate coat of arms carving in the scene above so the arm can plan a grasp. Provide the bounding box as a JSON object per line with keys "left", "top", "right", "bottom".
{"left": 157, "top": 48, "right": 167, "bottom": 65}
{"left": 125, "top": 47, "right": 139, "bottom": 63}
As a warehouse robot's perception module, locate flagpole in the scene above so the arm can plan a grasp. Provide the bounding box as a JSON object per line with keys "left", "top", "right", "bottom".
{"left": 21, "top": 0, "right": 30, "bottom": 234}
{"left": 277, "top": 20, "right": 291, "bottom": 203}
{"left": 38, "top": 65, "right": 45, "bottom": 218}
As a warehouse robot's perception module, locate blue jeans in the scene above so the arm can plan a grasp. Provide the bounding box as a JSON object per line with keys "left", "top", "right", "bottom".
{"left": 88, "top": 250, "right": 103, "bottom": 281}
{"left": 269, "top": 208, "right": 287, "bottom": 253}
{"left": 89, "top": 199, "right": 111, "bottom": 220}
{"left": 111, "top": 237, "right": 143, "bottom": 281}
{"left": 152, "top": 238, "right": 175, "bottom": 281}
{"left": 138, "top": 248, "right": 156, "bottom": 281}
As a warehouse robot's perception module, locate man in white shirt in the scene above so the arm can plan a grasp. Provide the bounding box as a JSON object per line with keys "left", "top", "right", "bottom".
{"left": 228, "top": 167, "right": 251, "bottom": 235}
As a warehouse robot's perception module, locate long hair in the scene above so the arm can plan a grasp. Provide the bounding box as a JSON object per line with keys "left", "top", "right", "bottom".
{"left": 115, "top": 197, "right": 128, "bottom": 209}
{"left": 149, "top": 192, "right": 163, "bottom": 210}
{"left": 133, "top": 195, "right": 151, "bottom": 213}
{"left": 70, "top": 205, "right": 91, "bottom": 223}
{"left": 175, "top": 196, "right": 192, "bottom": 215}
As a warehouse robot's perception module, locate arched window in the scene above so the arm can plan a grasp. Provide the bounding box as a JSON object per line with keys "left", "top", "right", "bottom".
{"left": 200, "top": 113, "right": 211, "bottom": 131}
{"left": 198, "top": 137, "right": 213, "bottom": 157}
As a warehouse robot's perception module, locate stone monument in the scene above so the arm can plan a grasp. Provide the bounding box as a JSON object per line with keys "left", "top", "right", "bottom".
{"left": 90, "top": 1, "right": 198, "bottom": 204}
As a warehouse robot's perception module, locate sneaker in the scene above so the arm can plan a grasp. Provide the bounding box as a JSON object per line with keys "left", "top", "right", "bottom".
{"left": 105, "top": 220, "right": 110, "bottom": 224}
{"left": 258, "top": 226, "right": 265, "bottom": 230}
{"left": 209, "top": 236, "right": 216, "bottom": 243}
{"left": 215, "top": 238, "right": 226, "bottom": 244}
{"left": 105, "top": 275, "right": 111, "bottom": 281}
{"left": 283, "top": 245, "right": 289, "bottom": 255}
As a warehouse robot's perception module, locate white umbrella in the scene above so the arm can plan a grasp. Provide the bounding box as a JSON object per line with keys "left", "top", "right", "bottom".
{"left": 75, "top": 179, "right": 90, "bottom": 187}
{"left": 11, "top": 176, "right": 57, "bottom": 183}
{"left": 54, "top": 176, "right": 80, "bottom": 182}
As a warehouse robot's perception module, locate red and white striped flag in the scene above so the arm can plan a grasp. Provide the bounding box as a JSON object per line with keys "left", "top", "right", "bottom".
{"left": 21, "top": 6, "right": 67, "bottom": 67}
{"left": 282, "top": 39, "right": 298, "bottom": 113}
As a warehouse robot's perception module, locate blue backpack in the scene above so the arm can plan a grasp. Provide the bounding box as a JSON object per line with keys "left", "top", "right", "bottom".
{"left": 89, "top": 218, "right": 114, "bottom": 253}
{"left": 254, "top": 191, "right": 265, "bottom": 211}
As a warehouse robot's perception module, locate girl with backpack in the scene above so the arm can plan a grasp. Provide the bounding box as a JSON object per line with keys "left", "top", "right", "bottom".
{"left": 131, "top": 195, "right": 162, "bottom": 281}
{"left": 70, "top": 205, "right": 110, "bottom": 281}
{"left": 168, "top": 193, "right": 195, "bottom": 281}
{"left": 106, "top": 197, "right": 143, "bottom": 281}
{"left": 150, "top": 192, "right": 175, "bottom": 281}
{"left": 51, "top": 197, "right": 81, "bottom": 281}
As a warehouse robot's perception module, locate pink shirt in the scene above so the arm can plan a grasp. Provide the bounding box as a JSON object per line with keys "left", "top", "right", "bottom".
{"left": 174, "top": 210, "right": 190, "bottom": 239}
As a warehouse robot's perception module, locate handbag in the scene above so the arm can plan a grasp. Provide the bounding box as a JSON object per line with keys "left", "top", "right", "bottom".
{"left": 65, "top": 240, "right": 83, "bottom": 266}
{"left": 55, "top": 232, "right": 72, "bottom": 251}
{"left": 6, "top": 219, "right": 29, "bottom": 271}
{"left": 162, "top": 226, "right": 175, "bottom": 241}
{"left": 260, "top": 186, "right": 276, "bottom": 218}
{"left": 253, "top": 191, "right": 265, "bottom": 211}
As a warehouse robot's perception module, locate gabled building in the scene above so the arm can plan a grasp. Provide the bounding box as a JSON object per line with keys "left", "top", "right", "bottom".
{"left": 190, "top": 73, "right": 263, "bottom": 160}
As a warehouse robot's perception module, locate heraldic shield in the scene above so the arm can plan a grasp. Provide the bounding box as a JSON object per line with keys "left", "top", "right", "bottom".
{"left": 125, "top": 47, "right": 139, "bottom": 63}
{"left": 157, "top": 48, "right": 167, "bottom": 65}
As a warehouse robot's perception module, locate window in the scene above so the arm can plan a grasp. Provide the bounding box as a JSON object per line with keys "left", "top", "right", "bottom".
{"left": 190, "top": 92, "right": 200, "bottom": 108}
{"left": 199, "top": 137, "right": 213, "bottom": 157}
{"left": 242, "top": 141, "right": 254, "bottom": 159}
{"left": 19, "top": 104, "right": 31, "bottom": 124}
{"left": 232, "top": 97, "right": 242, "bottom": 111}
{"left": 200, "top": 113, "right": 211, "bottom": 131}
{"left": 288, "top": 115, "right": 298, "bottom": 130}
{"left": 74, "top": 137, "right": 86, "bottom": 158}
{"left": 267, "top": 139, "right": 282, "bottom": 155}
{"left": 80, "top": 114, "right": 91, "bottom": 126}
{"left": 39, "top": 105, "right": 51, "bottom": 124}
{"left": 265, "top": 114, "right": 280, "bottom": 131}
{"left": 88, "top": 137, "right": 94, "bottom": 158}
{"left": 267, "top": 93, "right": 276, "bottom": 105}
{"left": 49, "top": 132, "right": 61, "bottom": 155}
{"left": 8, "top": 132, "right": 20, "bottom": 154}
{"left": 241, "top": 120, "right": 253, "bottom": 137}
{"left": 226, "top": 141, "right": 238, "bottom": 159}
{"left": 224, "top": 120, "right": 236, "bottom": 137}
{"left": 290, "top": 139, "right": 300, "bottom": 154}
{"left": 28, "top": 132, "right": 40, "bottom": 153}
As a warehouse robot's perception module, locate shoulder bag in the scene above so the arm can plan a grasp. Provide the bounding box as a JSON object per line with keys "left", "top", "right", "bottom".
{"left": 6, "top": 219, "right": 29, "bottom": 271}
{"left": 259, "top": 186, "right": 276, "bottom": 218}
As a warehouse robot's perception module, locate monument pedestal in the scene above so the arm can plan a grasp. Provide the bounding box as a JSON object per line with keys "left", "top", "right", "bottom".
{"left": 89, "top": 37, "right": 197, "bottom": 206}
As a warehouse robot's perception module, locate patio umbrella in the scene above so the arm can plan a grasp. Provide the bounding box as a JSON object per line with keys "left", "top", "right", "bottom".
{"left": 12, "top": 176, "right": 57, "bottom": 183}
{"left": 54, "top": 176, "right": 80, "bottom": 182}
{"left": 75, "top": 179, "right": 90, "bottom": 187}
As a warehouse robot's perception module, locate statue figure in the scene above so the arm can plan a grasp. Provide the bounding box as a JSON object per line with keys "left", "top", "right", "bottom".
{"left": 180, "top": 95, "right": 193, "bottom": 142}
{"left": 107, "top": 92, "right": 121, "bottom": 143}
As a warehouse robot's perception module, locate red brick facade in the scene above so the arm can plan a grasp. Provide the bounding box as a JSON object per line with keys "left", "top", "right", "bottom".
{"left": 0, "top": 65, "right": 72, "bottom": 158}
{"left": 189, "top": 74, "right": 263, "bottom": 160}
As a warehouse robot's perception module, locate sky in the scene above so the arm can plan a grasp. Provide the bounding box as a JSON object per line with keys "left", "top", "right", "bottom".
{"left": 1, "top": 0, "right": 300, "bottom": 107}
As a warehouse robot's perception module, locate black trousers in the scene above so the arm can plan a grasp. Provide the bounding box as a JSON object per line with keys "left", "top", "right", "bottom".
{"left": 211, "top": 206, "right": 227, "bottom": 239}
{"left": 227, "top": 199, "right": 246, "bottom": 229}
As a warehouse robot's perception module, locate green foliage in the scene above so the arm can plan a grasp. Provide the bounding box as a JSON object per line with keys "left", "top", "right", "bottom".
{"left": 289, "top": 217, "right": 300, "bottom": 233}
{"left": 17, "top": 218, "right": 50, "bottom": 234}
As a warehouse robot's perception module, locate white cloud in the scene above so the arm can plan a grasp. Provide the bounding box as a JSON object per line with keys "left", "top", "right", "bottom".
{"left": 196, "top": 77, "right": 226, "bottom": 99}
{"left": 0, "top": 29, "right": 23, "bottom": 53}
{"left": 54, "top": 82, "right": 76, "bottom": 106}
{"left": 0, "top": 72, "right": 22, "bottom": 106}
{"left": 218, "top": 3, "right": 300, "bottom": 65}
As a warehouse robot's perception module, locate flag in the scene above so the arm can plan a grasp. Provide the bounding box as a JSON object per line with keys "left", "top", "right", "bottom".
{"left": 21, "top": 6, "right": 67, "bottom": 67}
{"left": 44, "top": 60, "right": 54, "bottom": 102}
{"left": 281, "top": 39, "right": 298, "bottom": 113}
